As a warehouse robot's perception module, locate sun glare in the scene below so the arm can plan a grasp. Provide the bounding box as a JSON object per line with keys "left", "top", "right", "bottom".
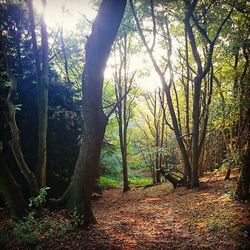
{"left": 105, "top": 51, "right": 163, "bottom": 92}
{"left": 33, "top": 0, "right": 97, "bottom": 30}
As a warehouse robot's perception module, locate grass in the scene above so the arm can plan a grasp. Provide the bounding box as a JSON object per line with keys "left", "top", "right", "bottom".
{"left": 129, "top": 175, "right": 152, "bottom": 187}
{"left": 99, "top": 176, "right": 120, "bottom": 188}
{"left": 99, "top": 175, "right": 153, "bottom": 188}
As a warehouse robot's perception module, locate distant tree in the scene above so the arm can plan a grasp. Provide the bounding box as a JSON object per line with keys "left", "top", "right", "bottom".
{"left": 142, "top": 90, "right": 164, "bottom": 183}
{"left": 113, "top": 33, "right": 137, "bottom": 192}
{"left": 130, "top": 0, "right": 233, "bottom": 187}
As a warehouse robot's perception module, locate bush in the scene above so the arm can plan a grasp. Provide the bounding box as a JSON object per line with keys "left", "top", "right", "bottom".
{"left": 29, "top": 187, "right": 50, "bottom": 209}
{"left": 12, "top": 211, "right": 74, "bottom": 246}
{"left": 13, "top": 212, "right": 37, "bottom": 246}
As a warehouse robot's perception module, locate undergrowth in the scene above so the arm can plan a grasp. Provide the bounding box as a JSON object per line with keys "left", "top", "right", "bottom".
{"left": 129, "top": 175, "right": 152, "bottom": 187}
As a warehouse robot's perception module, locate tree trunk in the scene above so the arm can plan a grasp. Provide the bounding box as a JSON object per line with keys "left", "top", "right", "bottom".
{"left": 129, "top": 0, "right": 192, "bottom": 184}
{"left": 235, "top": 140, "right": 250, "bottom": 200}
{"left": 191, "top": 77, "right": 202, "bottom": 187}
{"left": 163, "top": 82, "right": 192, "bottom": 183}
{"left": 1, "top": 31, "right": 39, "bottom": 197}
{"left": 122, "top": 145, "right": 130, "bottom": 192}
{"left": 122, "top": 45, "right": 130, "bottom": 192}
{"left": 26, "top": 0, "right": 49, "bottom": 188}
{"left": 0, "top": 147, "right": 27, "bottom": 218}
{"left": 58, "top": 0, "right": 126, "bottom": 225}
{"left": 36, "top": 0, "right": 49, "bottom": 188}
{"left": 235, "top": 66, "right": 250, "bottom": 200}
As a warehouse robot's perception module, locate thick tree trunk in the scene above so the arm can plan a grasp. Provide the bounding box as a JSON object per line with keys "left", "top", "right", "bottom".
{"left": 235, "top": 75, "right": 250, "bottom": 200}
{"left": 61, "top": 113, "right": 107, "bottom": 224}
{"left": 0, "top": 147, "right": 27, "bottom": 218}
{"left": 235, "top": 140, "right": 250, "bottom": 200}
{"left": 58, "top": 0, "right": 126, "bottom": 225}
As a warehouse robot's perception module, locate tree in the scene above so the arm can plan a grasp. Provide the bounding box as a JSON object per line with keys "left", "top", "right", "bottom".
{"left": 235, "top": 42, "right": 250, "bottom": 200}
{"left": 142, "top": 90, "right": 165, "bottom": 183}
{"left": 113, "top": 33, "right": 137, "bottom": 192}
{"left": 55, "top": 0, "right": 127, "bottom": 225}
{"left": 26, "top": 0, "right": 49, "bottom": 188}
{"left": 129, "top": 0, "right": 233, "bottom": 187}
{"left": 0, "top": 148, "right": 27, "bottom": 218}
{"left": 0, "top": 85, "right": 27, "bottom": 218}
{"left": 0, "top": 8, "right": 39, "bottom": 197}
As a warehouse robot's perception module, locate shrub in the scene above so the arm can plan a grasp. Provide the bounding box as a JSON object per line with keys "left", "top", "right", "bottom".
{"left": 29, "top": 187, "right": 50, "bottom": 208}
{"left": 13, "top": 212, "right": 37, "bottom": 246}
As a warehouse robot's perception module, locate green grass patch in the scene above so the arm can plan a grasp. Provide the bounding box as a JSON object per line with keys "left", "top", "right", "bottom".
{"left": 129, "top": 175, "right": 152, "bottom": 187}
{"left": 99, "top": 176, "right": 120, "bottom": 188}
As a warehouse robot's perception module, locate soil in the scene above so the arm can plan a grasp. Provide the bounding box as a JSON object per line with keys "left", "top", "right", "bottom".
{"left": 1, "top": 171, "right": 250, "bottom": 249}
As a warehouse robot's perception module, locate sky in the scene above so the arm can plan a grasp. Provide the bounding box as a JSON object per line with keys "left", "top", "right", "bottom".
{"left": 32, "top": 0, "right": 174, "bottom": 92}
{"left": 33, "top": 0, "right": 97, "bottom": 30}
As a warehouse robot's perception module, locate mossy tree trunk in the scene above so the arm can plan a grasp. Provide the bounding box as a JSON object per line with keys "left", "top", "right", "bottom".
{"left": 235, "top": 143, "right": 250, "bottom": 200}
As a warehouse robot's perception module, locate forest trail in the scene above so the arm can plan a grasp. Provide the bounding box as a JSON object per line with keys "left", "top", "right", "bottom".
{"left": 1, "top": 171, "right": 250, "bottom": 249}
{"left": 90, "top": 172, "right": 250, "bottom": 250}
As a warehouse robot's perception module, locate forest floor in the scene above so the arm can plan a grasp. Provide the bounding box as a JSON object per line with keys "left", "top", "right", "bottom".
{"left": 0, "top": 170, "right": 250, "bottom": 249}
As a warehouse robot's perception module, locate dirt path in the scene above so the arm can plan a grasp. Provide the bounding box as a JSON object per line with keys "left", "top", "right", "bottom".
{"left": 89, "top": 173, "right": 250, "bottom": 249}
{"left": 1, "top": 172, "right": 250, "bottom": 249}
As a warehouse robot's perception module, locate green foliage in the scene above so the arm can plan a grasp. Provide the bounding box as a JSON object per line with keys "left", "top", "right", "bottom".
{"left": 223, "top": 180, "right": 236, "bottom": 199}
{"left": 129, "top": 175, "right": 152, "bottom": 187}
{"left": 208, "top": 220, "right": 225, "bottom": 232}
{"left": 224, "top": 190, "right": 236, "bottom": 200}
{"left": 220, "top": 151, "right": 240, "bottom": 172}
{"left": 44, "top": 220, "right": 75, "bottom": 238}
{"left": 29, "top": 187, "right": 50, "bottom": 209}
{"left": 70, "top": 210, "right": 84, "bottom": 228}
{"left": 99, "top": 176, "right": 120, "bottom": 188}
{"left": 220, "top": 160, "right": 229, "bottom": 172}
{"left": 12, "top": 210, "right": 76, "bottom": 247}
{"left": 13, "top": 212, "right": 37, "bottom": 246}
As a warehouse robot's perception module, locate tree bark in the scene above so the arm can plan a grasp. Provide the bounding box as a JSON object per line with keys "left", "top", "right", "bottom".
{"left": 114, "top": 35, "right": 131, "bottom": 192}
{"left": 235, "top": 146, "right": 250, "bottom": 200}
{"left": 0, "top": 30, "right": 39, "bottom": 197}
{"left": 36, "top": 0, "right": 49, "bottom": 188}
{"left": 0, "top": 147, "right": 27, "bottom": 218}
{"left": 26, "top": 0, "right": 49, "bottom": 188}
{"left": 235, "top": 46, "right": 250, "bottom": 200}
{"left": 58, "top": 0, "right": 126, "bottom": 225}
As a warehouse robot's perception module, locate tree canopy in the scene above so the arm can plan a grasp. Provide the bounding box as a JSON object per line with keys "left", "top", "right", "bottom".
{"left": 0, "top": 0, "right": 249, "bottom": 248}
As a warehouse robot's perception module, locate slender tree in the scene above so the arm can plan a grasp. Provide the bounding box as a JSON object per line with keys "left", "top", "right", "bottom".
{"left": 130, "top": 0, "right": 233, "bottom": 187}
{"left": 26, "top": 0, "right": 49, "bottom": 188}
{"left": 0, "top": 30, "right": 39, "bottom": 197}
{"left": 113, "top": 33, "right": 137, "bottom": 192}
